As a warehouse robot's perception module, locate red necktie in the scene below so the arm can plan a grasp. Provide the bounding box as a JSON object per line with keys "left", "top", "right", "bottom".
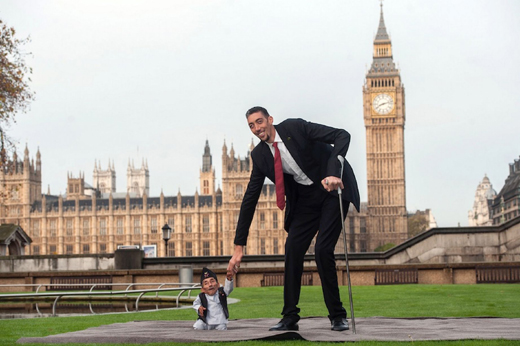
{"left": 273, "top": 142, "right": 285, "bottom": 210}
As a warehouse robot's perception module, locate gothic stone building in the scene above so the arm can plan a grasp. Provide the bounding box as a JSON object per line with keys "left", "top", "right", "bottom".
{"left": 491, "top": 156, "right": 520, "bottom": 225}
{"left": 0, "top": 6, "right": 416, "bottom": 256}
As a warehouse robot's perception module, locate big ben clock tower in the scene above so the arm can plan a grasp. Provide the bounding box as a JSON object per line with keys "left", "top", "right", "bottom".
{"left": 363, "top": 3, "right": 408, "bottom": 250}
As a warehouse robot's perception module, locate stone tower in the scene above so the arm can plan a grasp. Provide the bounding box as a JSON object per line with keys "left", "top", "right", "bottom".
{"left": 468, "top": 175, "right": 496, "bottom": 226}
{"left": 67, "top": 172, "right": 85, "bottom": 198}
{"left": 0, "top": 145, "right": 42, "bottom": 229}
{"left": 127, "top": 159, "right": 149, "bottom": 197}
{"left": 93, "top": 160, "right": 116, "bottom": 194}
{"left": 362, "top": 3, "right": 408, "bottom": 250}
{"left": 200, "top": 140, "right": 215, "bottom": 195}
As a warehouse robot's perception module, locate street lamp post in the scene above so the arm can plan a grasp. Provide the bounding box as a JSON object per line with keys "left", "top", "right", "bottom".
{"left": 162, "top": 223, "right": 172, "bottom": 257}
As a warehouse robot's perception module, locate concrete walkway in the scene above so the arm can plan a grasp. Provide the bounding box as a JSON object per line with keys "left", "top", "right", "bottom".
{"left": 18, "top": 316, "right": 520, "bottom": 344}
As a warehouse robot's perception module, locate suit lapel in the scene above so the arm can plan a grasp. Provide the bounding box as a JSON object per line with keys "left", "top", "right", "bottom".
{"left": 258, "top": 141, "right": 275, "bottom": 178}
{"left": 275, "top": 124, "right": 305, "bottom": 171}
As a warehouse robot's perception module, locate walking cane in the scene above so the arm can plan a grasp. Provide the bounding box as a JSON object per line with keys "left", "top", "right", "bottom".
{"left": 337, "top": 155, "right": 356, "bottom": 334}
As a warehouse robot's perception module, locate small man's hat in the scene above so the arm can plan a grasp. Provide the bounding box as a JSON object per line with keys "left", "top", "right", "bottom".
{"left": 200, "top": 267, "right": 218, "bottom": 284}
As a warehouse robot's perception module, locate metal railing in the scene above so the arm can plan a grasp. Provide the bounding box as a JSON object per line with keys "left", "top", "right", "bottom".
{"left": 0, "top": 283, "right": 200, "bottom": 317}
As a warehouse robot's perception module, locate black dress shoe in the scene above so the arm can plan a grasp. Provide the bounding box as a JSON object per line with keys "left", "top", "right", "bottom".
{"left": 269, "top": 319, "right": 299, "bottom": 331}
{"left": 331, "top": 318, "right": 349, "bottom": 331}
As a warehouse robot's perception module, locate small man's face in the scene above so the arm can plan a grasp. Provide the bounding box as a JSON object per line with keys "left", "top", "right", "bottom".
{"left": 201, "top": 277, "right": 218, "bottom": 295}
{"left": 247, "top": 111, "right": 275, "bottom": 143}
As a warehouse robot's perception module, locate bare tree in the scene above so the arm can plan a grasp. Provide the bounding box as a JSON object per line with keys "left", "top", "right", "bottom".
{"left": 0, "top": 19, "right": 35, "bottom": 166}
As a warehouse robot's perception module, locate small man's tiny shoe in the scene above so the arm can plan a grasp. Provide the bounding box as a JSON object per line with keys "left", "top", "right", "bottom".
{"left": 331, "top": 318, "right": 349, "bottom": 331}
{"left": 269, "top": 319, "right": 299, "bottom": 331}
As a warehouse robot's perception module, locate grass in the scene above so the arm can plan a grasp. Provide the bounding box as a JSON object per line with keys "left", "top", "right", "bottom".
{"left": 0, "top": 284, "right": 519, "bottom": 346}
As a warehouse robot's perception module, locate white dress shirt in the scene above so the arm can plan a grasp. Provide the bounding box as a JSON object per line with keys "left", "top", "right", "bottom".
{"left": 268, "top": 130, "right": 313, "bottom": 185}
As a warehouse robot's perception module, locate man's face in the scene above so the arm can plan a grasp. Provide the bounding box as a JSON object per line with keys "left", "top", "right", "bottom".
{"left": 201, "top": 277, "right": 218, "bottom": 295}
{"left": 247, "top": 111, "right": 275, "bottom": 143}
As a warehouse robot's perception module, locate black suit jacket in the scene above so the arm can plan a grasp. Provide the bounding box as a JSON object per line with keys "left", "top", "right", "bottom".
{"left": 234, "top": 118, "right": 360, "bottom": 246}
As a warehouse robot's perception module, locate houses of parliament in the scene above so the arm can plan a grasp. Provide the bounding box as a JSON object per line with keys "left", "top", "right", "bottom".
{"left": 0, "top": 6, "right": 410, "bottom": 256}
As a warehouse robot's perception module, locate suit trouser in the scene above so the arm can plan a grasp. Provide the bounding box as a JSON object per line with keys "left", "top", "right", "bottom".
{"left": 282, "top": 183, "right": 349, "bottom": 322}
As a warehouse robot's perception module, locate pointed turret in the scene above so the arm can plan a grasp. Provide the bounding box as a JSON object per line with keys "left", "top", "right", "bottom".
{"left": 375, "top": 2, "right": 390, "bottom": 41}
{"left": 230, "top": 143, "right": 235, "bottom": 158}
{"left": 36, "top": 147, "right": 41, "bottom": 172}
{"left": 202, "top": 139, "right": 212, "bottom": 172}
{"left": 369, "top": 1, "right": 397, "bottom": 75}
{"left": 24, "top": 144, "right": 29, "bottom": 163}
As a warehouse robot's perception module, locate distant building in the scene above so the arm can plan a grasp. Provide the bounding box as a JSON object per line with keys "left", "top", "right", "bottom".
{"left": 408, "top": 209, "right": 438, "bottom": 238}
{"left": 492, "top": 156, "right": 520, "bottom": 225}
{"left": 468, "top": 175, "right": 496, "bottom": 226}
{"left": 93, "top": 160, "right": 116, "bottom": 194}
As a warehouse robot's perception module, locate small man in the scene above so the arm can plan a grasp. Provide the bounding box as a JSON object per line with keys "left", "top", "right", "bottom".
{"left": 193, "top": 267, "right": 234, "bottom": 330}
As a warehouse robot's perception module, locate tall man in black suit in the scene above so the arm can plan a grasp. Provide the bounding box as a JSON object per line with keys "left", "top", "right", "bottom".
{"left": 227, "top": 106, "right": 360, "bottom": 332}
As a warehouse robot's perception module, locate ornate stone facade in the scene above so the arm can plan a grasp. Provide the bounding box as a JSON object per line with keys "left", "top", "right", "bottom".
{"left": 468, "top": 175, "right": 496, "bottom": 226}
{"left": 492, "top": 157, "right": 520, "bottom": 225}
{"left": 93, "top": 160, "right": 116, "bottom": 194}
{"left": 361, "top": 4, "right": 408, "bottom": 249}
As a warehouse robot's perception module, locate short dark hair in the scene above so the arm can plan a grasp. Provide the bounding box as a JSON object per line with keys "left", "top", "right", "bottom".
{"left": 245, "top": 106, "right": 269, "bottom": 118}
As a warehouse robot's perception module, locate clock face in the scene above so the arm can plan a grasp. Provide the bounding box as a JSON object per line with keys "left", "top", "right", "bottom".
{"left": 373, "top": 93, "right": 394, "bottom": 115}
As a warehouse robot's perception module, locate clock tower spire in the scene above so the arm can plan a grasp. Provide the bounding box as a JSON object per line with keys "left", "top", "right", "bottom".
{"left": 363, "top": 3, "right": 408, "bottom": 250}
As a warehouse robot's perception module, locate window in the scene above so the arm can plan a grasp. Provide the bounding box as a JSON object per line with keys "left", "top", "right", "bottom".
{"left": 185, "top": 242, "right": 192, "bottom": 257}
{"left": 134, "top": 219, "right": 141, "bottom": 234}
{"left": 236, "top": 184, "right": 243, "bottom": 196}
{"left": 273, "top": 238, "right": 279, "bottom": 255}
{"left": 33, "top": 245, "right": 40, "bottom": 255}
{"left": 116, "top": 218, "right": 124, "bottom": 235}
{"left": 49, "top": 245, "right": 56, "bottom": 254}
{"left": 66, "top": 219, "right": 73, "bottom": 236}
{"left": 349, "top": 217, "right": 355, "bottom": 234}
{"left": 360, "top": 218, "right": 366, "bottom": 234}
{"left": 273, "top": 212, "right": 278, "bottom": 229}
{"left": 83, "top": 220, "right": 89, "bottom": 236}
{"left": 151, "top": 217, "right": 157, "bottom": 234}
{"left": 99, "top": 244, "right": 107, "bottom": 253}
{"left": 168, "top": 217, "right": 175, "bottom": 232}
{"left": 32, "top": 221, "right": 40, "bottom": 238}
{"left": 49, "top": 220, "right": 57, "bottom": 237}
{"left": 168, "top": 242, "right": 175, "bottom": 257}
{"left": 99, "top": 218, "right": 107, "bottom": 235}
{"left": 83, "top": 244, "right": 90, "bottom": 254}
{"left": 260, "top": 238, "right": 266, "bottom": 255}
{"left": 220, "top": 241, "right": 223, "bottom": 256}
{"left": 185, "top": 216, "right": 192, "bottom": 233}
{"left": 259, "top": 212, "right": 265, "bottom": 229}
{"left": 203, "top": 241, "right": 210, "bottom": 256}
{"left": 66, "top": 245, "right": 73, "bottom": 254}
{"left": 203, "top": 215, "right": 209, "bottom": 233}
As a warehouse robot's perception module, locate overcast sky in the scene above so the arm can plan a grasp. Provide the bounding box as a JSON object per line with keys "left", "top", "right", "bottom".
{"left": 2, "top": 0, "right": 519, "bottom": 227}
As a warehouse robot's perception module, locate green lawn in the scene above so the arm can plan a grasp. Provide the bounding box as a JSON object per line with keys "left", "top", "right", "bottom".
{"left": 1, "top": 284, "right": 519, "bottom": 346}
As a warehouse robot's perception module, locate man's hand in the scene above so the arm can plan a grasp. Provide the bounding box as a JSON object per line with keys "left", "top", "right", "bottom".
{"left": 227, "top": 245, "right": 243, "bottom": 278}
{"left": 321, "top": 176, "right": 344, "bottom": 192}
{"left": 198, "top": 306, "right": 206, "bottom": 317}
